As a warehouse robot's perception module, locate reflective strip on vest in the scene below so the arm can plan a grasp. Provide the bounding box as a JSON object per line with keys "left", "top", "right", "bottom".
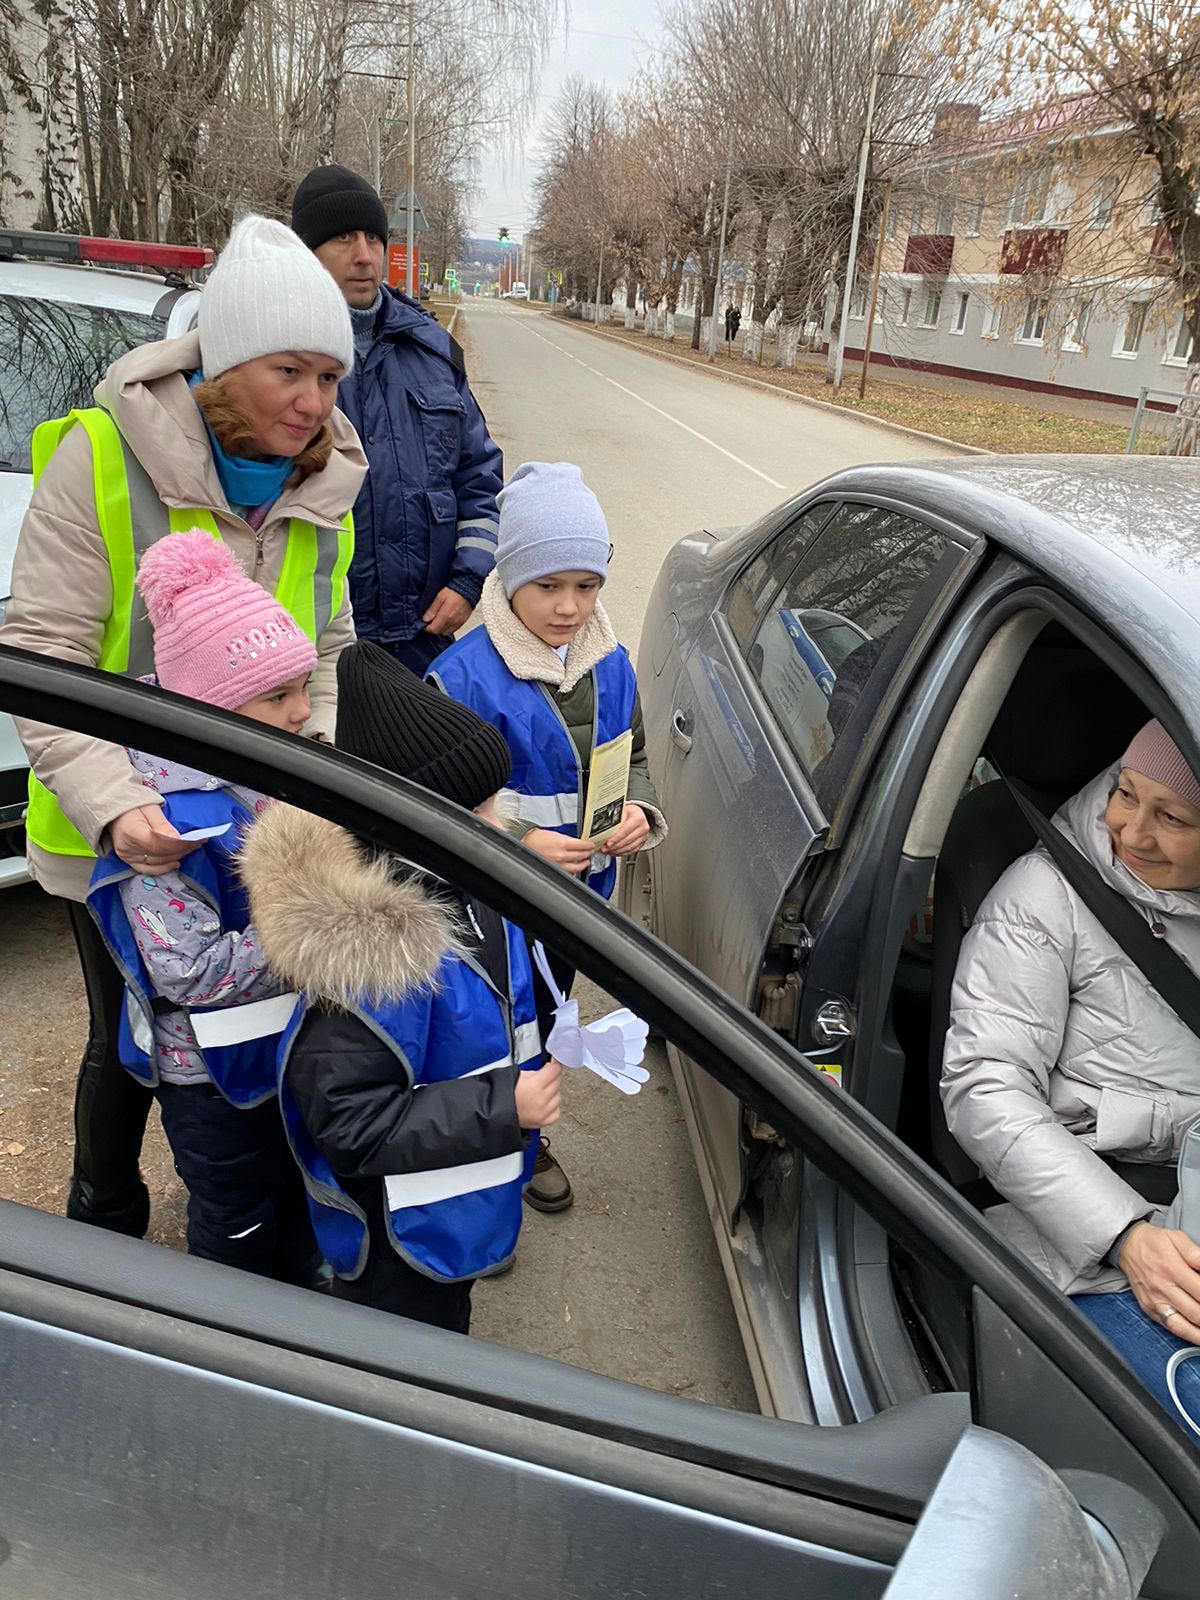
{"left": 459, "top": 1054, "right": 512, "bottom": 1078}
{"left": 189, "top": 992, "right": 301, "bottom": 1050}
{"left": 513, "top": 1019, "right": 541, "bottom": 1061}
{"left": 514, "top": 791, "right": 579, "bottom": 828}
{"left": 384, "top": 1150, "right": 525, "bottom": 1210}
{"left": 24, "top": 408, "right": 353, "bottom": 858}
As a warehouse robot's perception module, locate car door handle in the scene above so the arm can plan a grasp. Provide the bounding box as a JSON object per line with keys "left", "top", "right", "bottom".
{"left": 670, "top": 708, "right": 693, "bottom": 754}
{"left": 812, "top": 1000, "right": 856, "bottom": 1046}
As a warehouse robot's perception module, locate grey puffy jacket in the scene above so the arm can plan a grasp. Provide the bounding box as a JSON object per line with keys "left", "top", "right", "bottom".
{"left": 941, "top": 767, "right": 1200, "bottom": 1295}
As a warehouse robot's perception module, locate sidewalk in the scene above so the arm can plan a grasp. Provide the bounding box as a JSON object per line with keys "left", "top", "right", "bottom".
{"left": 551, "top": 308, "right": 1132, "bottom": 454}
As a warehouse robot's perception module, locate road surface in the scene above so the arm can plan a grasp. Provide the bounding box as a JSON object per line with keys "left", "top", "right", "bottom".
{"left": 0, "top": 300, "right": 944, "bottom": 1414}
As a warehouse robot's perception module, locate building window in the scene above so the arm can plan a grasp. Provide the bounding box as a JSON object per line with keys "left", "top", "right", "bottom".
{"left": 850, "top": 285, "right": 868, "bottom": 319}
{"left": 1139, "top": 190, "right": 1161, "bottom": 229}
{"left": 963, "top": 198, "right": 984, "bottom": 236}
{"left": 874, "top": 288, "right": 887, "bottom": 322}
{"left": 935, "top": 197, "right": 955, "bottom": 235}
{"left": 1090, "top": 173, "right": 1118, "bottom": 229}
{"left": 983, "top": 300, "right": 1003, "bottom": 338}
{"left": 920, "top": 287, "right": 943, "bottom": 328}
{"left": 952, "top": 291, "right": 970, "bottom": 334}
{"left": 899, "top": 288, "right": 912, "bottom": 324}
{"left": 1115, "top": 302, "right": 1148, "bottom": 356}
{"left": 1019, "top": 297, "right": 1049, "bottom": 344}
{"left": 1166, "top": 315, "right": 1195, "bottom": 366}
{"left": 1007, "top": 164, "right": 1052, "bottom": 227}
{"left": 910, "top": 203, "right": 925, "bottom": 235}
{"left": 1062, "top": 298, "right": 1092, "bottom": 351}
{"left": 885, "top": 202, "right": 900, "bottom": 241}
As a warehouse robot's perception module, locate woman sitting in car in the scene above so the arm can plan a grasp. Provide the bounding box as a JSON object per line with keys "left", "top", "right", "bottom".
{"left": 941, "top": 720, "right": 1200, "bottom": 1437}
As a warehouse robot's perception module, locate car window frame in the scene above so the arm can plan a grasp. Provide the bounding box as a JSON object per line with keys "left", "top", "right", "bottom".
{"left": 716, "top": 493, "right": 985, "bottom": 846}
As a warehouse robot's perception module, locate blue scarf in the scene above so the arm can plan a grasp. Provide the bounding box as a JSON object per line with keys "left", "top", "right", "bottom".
{"left": 189, "top": 371, "right": 293, "bottom": 507}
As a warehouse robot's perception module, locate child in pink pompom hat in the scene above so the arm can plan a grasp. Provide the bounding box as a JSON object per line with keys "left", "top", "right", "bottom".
{"left": 84, "top": 529, "right": 327, "bottom": 1287}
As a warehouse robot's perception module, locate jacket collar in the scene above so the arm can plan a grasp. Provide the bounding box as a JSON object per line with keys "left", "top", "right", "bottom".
{"left": 1059, "top": 766, "right": 1200, "bottom": 921}
{"left": 373, "top": 285, "right": 452, "bottom": 360}
{"left": 478, "top": 570, "right": 619, "bottom": 692}
{"left": 239, "top": 804, "right": 461, "bottom": 1009}
{"left": 95, "top": 329, "right": 367, "bottom": 527}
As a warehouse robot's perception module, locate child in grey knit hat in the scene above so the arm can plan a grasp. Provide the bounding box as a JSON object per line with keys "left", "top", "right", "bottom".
{"left": 426, "top": 460, "right": 667, "bottom": 1214}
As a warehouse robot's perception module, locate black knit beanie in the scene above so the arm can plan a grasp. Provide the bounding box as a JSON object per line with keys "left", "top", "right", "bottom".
{"left": 335, "top": 642, "right": 512, "bottom": 810}
{"left": 291, "top": 164, "right": 389, "bottom": 251}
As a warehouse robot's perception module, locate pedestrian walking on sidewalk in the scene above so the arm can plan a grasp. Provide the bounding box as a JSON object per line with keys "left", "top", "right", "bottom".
{"left": 292, "top": 164, "right": 503, "bottom": 674}
{"left": 724, "top": 303, "right": 742, "bottom": 344}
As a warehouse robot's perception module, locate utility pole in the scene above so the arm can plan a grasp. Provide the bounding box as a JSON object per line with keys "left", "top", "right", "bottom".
{"left": 706, "top": 129, "right": 734, "bottom": 362}
{"left": 858, "top": 179, "right": 891, "bottom": 400}
{"left": 832, "top": 63, "right": 879, "bottom": 391}
{"left": 594, "top": 241, "right": 605, "bottom": 325}
{"left": 405, "top": 1, "right": 416, "bottom": 299}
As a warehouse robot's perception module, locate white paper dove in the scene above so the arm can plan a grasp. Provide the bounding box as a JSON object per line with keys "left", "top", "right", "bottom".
{"left": 532, "top": 942, "right": 651, "bottom": 1096}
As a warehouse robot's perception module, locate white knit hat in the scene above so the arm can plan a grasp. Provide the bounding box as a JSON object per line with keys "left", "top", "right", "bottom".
{"left": 197, "top": 214, "right": 354, "bottom": 378}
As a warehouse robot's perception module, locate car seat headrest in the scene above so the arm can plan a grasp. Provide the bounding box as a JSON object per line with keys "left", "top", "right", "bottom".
{"left": 986, "top": 625, "right": 1146, "bottom": 799}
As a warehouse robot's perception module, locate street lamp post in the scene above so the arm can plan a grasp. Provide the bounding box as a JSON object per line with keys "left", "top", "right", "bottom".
{"left": 594, "top": 241, "right": 605, "bottom": 326}
{"left": 405, "top": 2, "right": 416, "bottom": 299}
{"left": 832, "top": 64, "right": 880, "bottom": 391}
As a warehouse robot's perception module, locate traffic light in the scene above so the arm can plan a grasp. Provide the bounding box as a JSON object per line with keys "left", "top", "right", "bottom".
{"left": 498, "top": 227, "right": 510, "bottom": 247}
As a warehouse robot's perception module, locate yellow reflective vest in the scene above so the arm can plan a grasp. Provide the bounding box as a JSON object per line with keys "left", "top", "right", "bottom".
{"left": 25, "top": 407, "right": 353, "bottom": 858}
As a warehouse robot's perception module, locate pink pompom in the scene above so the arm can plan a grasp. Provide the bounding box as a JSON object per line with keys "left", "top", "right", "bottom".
{"left": 136, "top": 530, "right": 245, "bottom": 626}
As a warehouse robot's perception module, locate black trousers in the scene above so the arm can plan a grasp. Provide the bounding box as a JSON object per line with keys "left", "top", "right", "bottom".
{"left": 156, "top": 1081, "right": 322, "bottom": 1284}
{"left": 333, "top": 1221, "right": 474, "bottom": 1333}
{"left": 63, "top": 898, "right": 153, "bottom": 1236}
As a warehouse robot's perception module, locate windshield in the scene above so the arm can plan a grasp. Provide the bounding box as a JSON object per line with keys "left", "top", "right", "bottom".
{"left": 0, "top": 295, "right": 162, "bottom": 472}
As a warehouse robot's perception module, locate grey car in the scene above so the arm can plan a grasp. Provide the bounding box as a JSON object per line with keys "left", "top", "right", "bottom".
{"left": 1, "top": 642, "right": 1198, "bottom": 1596}
{"left": 630, "top": 456, "right": 1200, "bottom": 1514}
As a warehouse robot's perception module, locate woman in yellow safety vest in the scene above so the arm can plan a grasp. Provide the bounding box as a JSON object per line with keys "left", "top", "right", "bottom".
{"left": 0, "top": 214, "right": 366, "bottom": 1238}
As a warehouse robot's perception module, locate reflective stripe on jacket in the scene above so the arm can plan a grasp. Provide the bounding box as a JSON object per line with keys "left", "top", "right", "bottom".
{"left": 429, "top": 629, "right": 637, "bottom": 900}
{"left": 87, "top": 787, "right": 293, "bottom": 1107}
{"left": 24, "top": 407, "right": 352, "bottom": 859}
{"left": 279, "top": 923, "right": 541, "bottom": 1282}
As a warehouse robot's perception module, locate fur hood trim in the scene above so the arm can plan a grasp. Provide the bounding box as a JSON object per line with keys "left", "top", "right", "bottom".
{"left": 478, "top": 570, "right": 620, "bottom": 692}
{"left": 239, "top": 804, "right": 459, "bottom": 1009}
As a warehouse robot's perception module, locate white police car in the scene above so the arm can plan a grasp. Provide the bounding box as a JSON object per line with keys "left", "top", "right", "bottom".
{"left": 0, "top": 228, "right": 208, "bottom": 884}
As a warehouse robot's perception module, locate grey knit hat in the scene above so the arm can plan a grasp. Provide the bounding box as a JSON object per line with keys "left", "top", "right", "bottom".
{"left": 494, "top": 462, "right": 610, "bottom": 598}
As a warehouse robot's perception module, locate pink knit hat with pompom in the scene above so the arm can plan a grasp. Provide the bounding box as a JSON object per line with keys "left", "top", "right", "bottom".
{"left": 136, "top": 530, "right": 318, "bottom": 711}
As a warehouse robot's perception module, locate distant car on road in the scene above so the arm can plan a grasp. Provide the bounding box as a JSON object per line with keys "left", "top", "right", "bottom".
{"left": 510, "top": 280, "right": 529, "bottom": 300}
{"left": 631, "top": 456, "right": 1200, "bottom": 1526}
{"left": 0, "top": 228, "right": 207, "bottom": 885}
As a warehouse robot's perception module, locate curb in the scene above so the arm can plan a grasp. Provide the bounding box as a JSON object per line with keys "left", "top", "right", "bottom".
{"left": 447, "top": 305, "right": 460, "bottom": 339}
{"left": 546, "top": 313, "right": 990, "bottom": 457}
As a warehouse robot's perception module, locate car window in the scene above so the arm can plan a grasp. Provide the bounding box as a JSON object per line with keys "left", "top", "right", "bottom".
{"left": 0, "top": 295, "right": 161, "bottom": 473}
{"left": 724, "top": 502, "right": 835, "bottom": 651}
{"left": 741, "top": 502, "right": 969, "bottom": 808}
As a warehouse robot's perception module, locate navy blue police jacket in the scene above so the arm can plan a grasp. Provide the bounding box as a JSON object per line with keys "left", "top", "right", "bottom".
{"left": 337, "top": 287, "right": 503, "bottom": 645}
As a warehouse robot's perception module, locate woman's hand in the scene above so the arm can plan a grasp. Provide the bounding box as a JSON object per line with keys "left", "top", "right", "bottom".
{"left": 1117, "top": 1221, "right": 1200, "bottom": 1345}
{"left": 597, "top": 803, "right": 651, "bottom": 858}
{"left": 514, "top": 1058, "right": 563, "bottom": 1129}
{"left": 523, "top": 828, "right": 594, "bottom": 876}
{"left": 108, "top": 804, "right": 198, "bottom": 876}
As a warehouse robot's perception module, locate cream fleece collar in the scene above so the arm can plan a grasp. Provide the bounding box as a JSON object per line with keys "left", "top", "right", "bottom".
{"left": 478, "top": 570, "right": 619, "bottom": 692}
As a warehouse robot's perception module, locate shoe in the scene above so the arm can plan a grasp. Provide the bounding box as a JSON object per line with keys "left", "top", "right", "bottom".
{"left": 66, "top": 1179, "right": 150, "bottom": 1239}
{"left": 523, "top": 1137, "right": 574, "bottom": 1212}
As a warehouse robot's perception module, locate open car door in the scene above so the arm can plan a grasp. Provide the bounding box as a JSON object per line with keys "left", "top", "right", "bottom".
{"left": 1, "top": 647, "right": 1198, "bottom": 1600}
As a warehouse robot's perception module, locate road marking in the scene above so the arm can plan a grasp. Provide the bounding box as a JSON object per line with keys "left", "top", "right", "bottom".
{"left": 508, "top": 313, "right": 788, "bottom": 491}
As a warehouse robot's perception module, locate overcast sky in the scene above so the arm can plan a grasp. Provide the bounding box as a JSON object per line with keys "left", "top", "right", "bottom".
{"left": 469, "top": 2, "right": 670, "bottom": 240}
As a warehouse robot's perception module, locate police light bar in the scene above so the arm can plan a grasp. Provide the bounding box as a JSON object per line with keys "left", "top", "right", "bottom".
{"left": 0, "top": 228, "right": 212, "bottom": 272}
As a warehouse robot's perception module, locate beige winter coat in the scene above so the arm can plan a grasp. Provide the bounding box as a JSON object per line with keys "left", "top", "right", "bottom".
{"left": 0, "top": 330, "right": 367, "bottom": 901}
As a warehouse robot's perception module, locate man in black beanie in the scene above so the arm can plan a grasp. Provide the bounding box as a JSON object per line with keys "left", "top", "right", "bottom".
{"left": 291, "top": 163, "right": 503, "bottom": 674}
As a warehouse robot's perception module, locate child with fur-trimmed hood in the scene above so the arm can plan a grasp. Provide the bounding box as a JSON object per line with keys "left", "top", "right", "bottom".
{"left": 242, "top": 642, "right": 562, "bottom": 1332}
{"left": 426, "top": 461, "right": 666, "bottom": 1212}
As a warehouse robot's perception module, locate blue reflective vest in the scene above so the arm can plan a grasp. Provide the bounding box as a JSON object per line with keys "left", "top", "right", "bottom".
{"left": 87, "top": 789, "right": 292, "bottom": 1108}
{"left": 278, "top": 923, "right": 541, "bottom": 1283}
{"left": 429, "top": 633, "right": 637, "bottom": 901}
